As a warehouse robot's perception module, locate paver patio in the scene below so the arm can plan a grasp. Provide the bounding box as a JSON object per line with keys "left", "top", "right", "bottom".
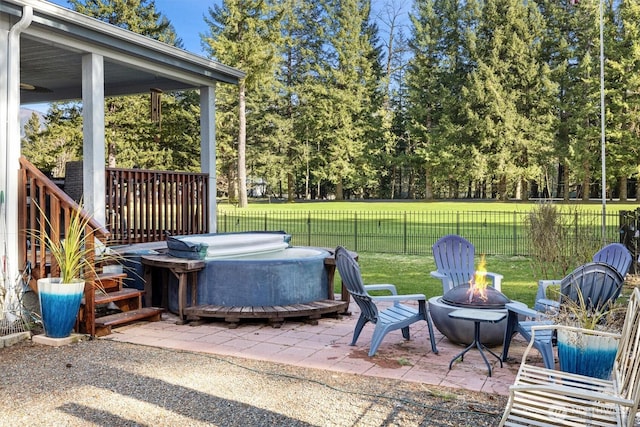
{"left": 105, "top": 300, "right": 543, "bottom": 396}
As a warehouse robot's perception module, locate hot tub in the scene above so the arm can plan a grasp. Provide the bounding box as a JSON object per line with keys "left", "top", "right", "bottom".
{"left": 165, "top": 232, "right": 329, "bottom": 310}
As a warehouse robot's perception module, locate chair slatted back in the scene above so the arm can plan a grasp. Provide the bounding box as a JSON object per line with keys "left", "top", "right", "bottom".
{"left": 593, "top": 243, "right": 633, "bottom": 278}
{"left": 615, "top": 287, "right": 640, "bottom": 424}
{"left": 560, "top": 262, "right": 624, "bottom": 310}
{"left": 432, "top": 235, "right": 475, "bottom": 289}
{"left": 335, "top": 246, "right": 378, "bottom": 323}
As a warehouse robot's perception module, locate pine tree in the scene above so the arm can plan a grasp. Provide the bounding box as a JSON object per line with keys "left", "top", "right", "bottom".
{"left": 315, "top": 0, "right": 378, "bottom": 200}
{"left": 407, "top": 0, "right": 481, "bottom": 199}
{"left": 68, "top": 0, "right": 182, "bottom": 47}
{"left": 564, "top": 0, "right": 602, "bottom": 200}
{"left": 204, "top": 0, "right": 283, "bottom": 207}
{"left": 290, "top": 1, "right": 334, "bottom": 199}
{"left": 377, "top": 1, "right": 410, "bottom": 199}
{"left": 461, "top": 0, "right": 555, "bottom": 200}
{"left": 22, "top": 104, "right": 83, "bottom": 177}
{"left": 608, "top": 0, "right": 640, "bottom": 200}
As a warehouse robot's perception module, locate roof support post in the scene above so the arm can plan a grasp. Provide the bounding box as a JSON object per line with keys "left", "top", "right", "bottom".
{"left": 2, "top": 6, "right": 32, "bottom": 290}
{"left": 200, "top": 85, "right": 217, "bottom": 233}
{"left": 82, "top": 53, "right": 106, "bottom": 225}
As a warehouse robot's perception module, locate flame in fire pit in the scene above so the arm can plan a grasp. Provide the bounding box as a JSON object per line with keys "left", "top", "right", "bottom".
{"left": 468, "top": 255, "right": 488, "bottom": 304}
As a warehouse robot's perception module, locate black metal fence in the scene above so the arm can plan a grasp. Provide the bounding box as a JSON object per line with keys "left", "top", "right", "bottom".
{"left": 216, "top": 209, "right": 627, "bottom": 256}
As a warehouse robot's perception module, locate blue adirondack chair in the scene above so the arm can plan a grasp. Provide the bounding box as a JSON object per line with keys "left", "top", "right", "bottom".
{"left": 335, "top": 246, "right": 438, "bottom": 357}
{"left": 534, "top": 243, "right": 632, "bottom": 312}
{"left": 430, "top": 234, "right": 503, "bottom": 294}
{"left": 502, "top": 261, "right": 624, "bottom": 369}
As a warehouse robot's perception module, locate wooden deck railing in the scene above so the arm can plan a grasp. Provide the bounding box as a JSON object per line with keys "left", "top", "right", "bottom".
{"left": 19, "top": 156, "right": 109, "bottom": 336}
{"left": 105, "top": 167, "right": 209, "bottom": 244}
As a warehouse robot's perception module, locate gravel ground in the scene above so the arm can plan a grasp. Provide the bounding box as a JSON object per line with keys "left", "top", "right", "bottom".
{"left": 0, "top": 338, "right": 506, "bottom": 426}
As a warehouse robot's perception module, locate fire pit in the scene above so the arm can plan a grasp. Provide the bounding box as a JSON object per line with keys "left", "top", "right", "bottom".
{"left": 429, "top": 257, "right": 523, "bottom": 346}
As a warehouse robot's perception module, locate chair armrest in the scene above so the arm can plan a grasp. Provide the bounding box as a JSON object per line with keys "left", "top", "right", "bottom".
{"left": 535, "top": 279, "right": 561, "bottom": 302}
{"left": 371, "top": 294, "right": 426, "bottom": 303}
{"left": 430, "top": 271, "right": 455, "bottom": 293}
{"left": 505, "top": 302, "right": 544, "bottom": 320}
{"left": 509, "top": 384, "right": 633, "bottom": 407}
{"left": 534, "top": 279, "right": 561, "bottom": 311}
{"left": 534, "top": 298, "right": 559, "bottom": 312}
{"left": 363, "top": 284, "right": 398, "bottom": 295}
{"left": 430, "top": 271, "right": 447, "bottom": 280}
{"left": 485, "top": 271, "right": 503, "bottom": 292}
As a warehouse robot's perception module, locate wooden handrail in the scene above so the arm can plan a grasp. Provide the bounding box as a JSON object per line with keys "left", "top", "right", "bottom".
{"left": 19, "top": 156, "right": 109, "bottom": 337}
{"left": 106, "top": 167, "right": 209, "bottom": 244}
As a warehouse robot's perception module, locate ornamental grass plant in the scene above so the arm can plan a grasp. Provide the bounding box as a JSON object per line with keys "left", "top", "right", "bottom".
{"left": 30, "top": 201, "right": 100, "bottom": 284}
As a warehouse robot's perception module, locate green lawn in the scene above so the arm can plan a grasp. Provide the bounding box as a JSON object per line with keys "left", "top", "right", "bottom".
{"left": 217, "top": 199, "right": 637, "bottom": 307}
{"left": 218, "top": 199, "right": 639, "bottom": 214}
{"left": 355, "top": 252, "right": 538, "bottom": 307}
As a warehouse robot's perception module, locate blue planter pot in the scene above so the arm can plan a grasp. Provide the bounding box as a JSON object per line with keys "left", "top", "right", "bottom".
{"left": 38, "top": 278, "right": 85, "bottom": 338}
{"left": 557, "top": 329, "right": 618, "bottom": 380}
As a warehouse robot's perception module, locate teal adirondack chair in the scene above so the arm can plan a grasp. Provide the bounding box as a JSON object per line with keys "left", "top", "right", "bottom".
{"left": 335, "top": 246, "right": 438, "bottom": 357}
{"left": 430, "top": 234, "right": 503, "bottom": 294}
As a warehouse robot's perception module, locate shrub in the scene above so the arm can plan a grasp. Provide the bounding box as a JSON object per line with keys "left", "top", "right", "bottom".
{"left": 526, "top": 202, "right": 600, "bottom": 279}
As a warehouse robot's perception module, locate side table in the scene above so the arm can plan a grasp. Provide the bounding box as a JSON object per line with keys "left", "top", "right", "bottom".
{"left": 141, "top": 254, "right": 205, "bottom": 324}
{"left": 448, "top": 308, "right": 507, "bottom": 377}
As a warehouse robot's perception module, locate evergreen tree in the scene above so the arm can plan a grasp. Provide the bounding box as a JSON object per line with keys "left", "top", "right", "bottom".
{"left": 317, "top": 0, "right": 378, "bottom": 200}
{"left": 204, "top": 0, "right": 283, "bottom": 207}
{"left": 22, "top": 104, "right": 83, "bottom": 177}
{"left": 609, "top": 0, "right": 640, "bottom": 200}
{"left": 461, "top": 0, "right": 555, "bottom": 200}
{"left": 407, "top": 0, "right": 480, "bottom": 199}
{"left": 290, "top": 1, "right": 333, "bottom": 199}
{"left": 68, "top": 0, "right": 183, "bottom": 47}
{"left": 264, "top": 0, "right": 316, "bottom": 201}
{"left": 377, "top": 1, "right": 411, "bottom": 199}
{"left": 564, "top": 1, "right": 603, "bottom": 200}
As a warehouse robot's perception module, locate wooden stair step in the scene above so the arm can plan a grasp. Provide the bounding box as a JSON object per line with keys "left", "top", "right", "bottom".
{"left": 95, "top": 288, "right": 144, "bottom": 305}
{"left": 97, "top": 272, "right": 127, "bottom": 292}
{"left": 95, "top": 307, "right": 163, "bottom": 327}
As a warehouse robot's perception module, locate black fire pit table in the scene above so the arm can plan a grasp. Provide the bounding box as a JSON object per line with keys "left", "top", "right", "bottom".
{"left": 447, "top": 308, "right": 507, "bottom": 377}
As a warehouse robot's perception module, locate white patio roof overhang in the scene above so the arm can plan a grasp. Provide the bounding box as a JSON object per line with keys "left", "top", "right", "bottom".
{"left": 0, "top": 0, "right": 245, "bottom": 284}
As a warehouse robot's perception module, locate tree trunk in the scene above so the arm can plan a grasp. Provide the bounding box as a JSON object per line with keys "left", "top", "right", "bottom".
{"left": 237, "top": 82, "right": 248, "bottom": 207}
{"left": 336, "top": 180, "right": 344, "bottom": 200}
{"left": 498, "top": 176, "right": 508, "bottom": 200}
{"left": 425, "top": 169, "right": 433, "bottom": 200}
{"left": 391, "top": 166, "right": 396, "bottom": 199}
{"left": 563, "top": 162, "right": 570, "bottom": 201}
{"left": 287, "top": 172, "right": 295, "bottom": 202}
{"left": 227, "top": 167, "right": 237, "bottom": 202}
{"left": 582, "top": 161, "right": 590, "bottom": 201}
{"left": 619, "top": 176, "right": 628, "bottom": 201}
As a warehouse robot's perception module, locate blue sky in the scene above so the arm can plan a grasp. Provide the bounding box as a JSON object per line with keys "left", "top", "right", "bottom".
{"left": 48, "top": 0, "right": 219, "bottom": 56}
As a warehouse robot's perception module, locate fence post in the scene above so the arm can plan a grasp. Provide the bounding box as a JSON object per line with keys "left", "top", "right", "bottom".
{"left": 404, "top": 212, "right": 407, "bottom": 254}
{"left": 354, "top": 212, "right": 358, "bottom": 251}
{"left": 513, "top": 211, "right": 517, "bottom": 256}
{"left": 456, "top": 211, "right": 460, "bottom": 235}
{"left": 307, "top": 212, "right": 311, "bottom": 246}
{"left": 574, "top": 210, "right": 579, "bottom": 252}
